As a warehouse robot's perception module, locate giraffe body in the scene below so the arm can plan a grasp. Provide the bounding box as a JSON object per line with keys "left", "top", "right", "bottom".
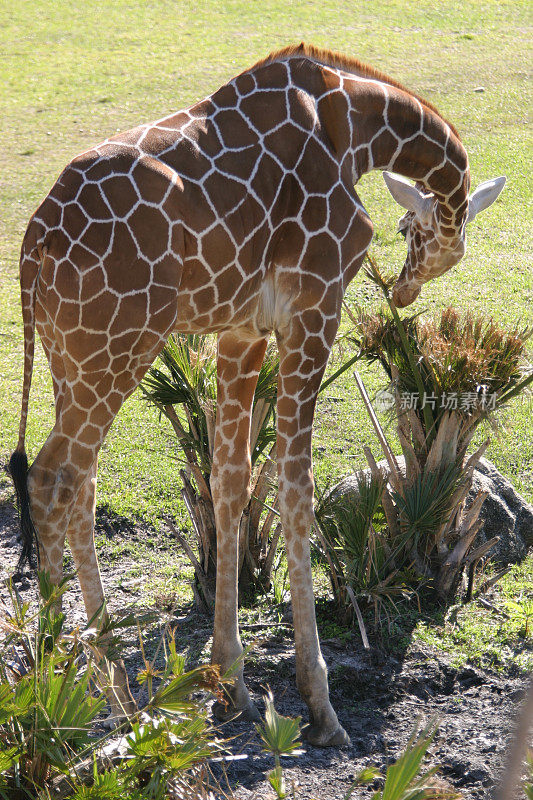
{"left": 11, "top": 44, "right": 505, "bottom": 744}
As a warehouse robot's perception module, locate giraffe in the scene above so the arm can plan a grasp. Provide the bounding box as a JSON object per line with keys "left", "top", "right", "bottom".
{"left": 9, "top": 43, "right": 505, "bottom": 746}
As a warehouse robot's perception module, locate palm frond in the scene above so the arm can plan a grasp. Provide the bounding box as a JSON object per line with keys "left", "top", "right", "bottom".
{"left": 350, "top": 302, "right": 532, "bottom": 434}
{"left": 392, "top": 463, "right": 464, "bottom": 544}
{"left": 143, "top": 334, "right": 217, "bottom": 408}
{"left": 255, "top": 690, "right": 302, "bottom": 757}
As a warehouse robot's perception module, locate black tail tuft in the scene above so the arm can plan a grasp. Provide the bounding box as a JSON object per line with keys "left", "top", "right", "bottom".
{"left": 8, "top": 450, "right": 38, "bottom": 574}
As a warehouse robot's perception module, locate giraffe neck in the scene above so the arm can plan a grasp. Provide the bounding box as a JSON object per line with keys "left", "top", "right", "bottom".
{"left": 348, "top": 79, "right": 470, "bottom": 232}
{"left": 278, "top": 54, "right": 470, "bottom": 236}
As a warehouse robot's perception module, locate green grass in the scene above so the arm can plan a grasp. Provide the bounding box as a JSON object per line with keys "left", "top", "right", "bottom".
{"left": 412, "top": 556, "right": 533, "bottom": 674}
{"left": 0, "top": 3, "right": 531, "bottom": 561}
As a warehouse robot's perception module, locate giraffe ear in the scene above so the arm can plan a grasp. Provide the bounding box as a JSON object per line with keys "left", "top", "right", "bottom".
{"left": 383, "top": 172, "right": 432, "bottom": 223}
{"left": 466, "top": 176, "right": 506, "bottom": 223}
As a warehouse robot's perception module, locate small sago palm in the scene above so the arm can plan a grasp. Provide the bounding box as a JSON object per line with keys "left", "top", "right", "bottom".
{"left": 142, "top": 334, "right": 281, "bottom": 609}
{"left": 314, "top": 474, "right": 413, "bottom": 642}
{"left": 347, "top": 256, "right": 533, "bottom": 600}
{"left": 255, "top": 690, "right": 302, "bottom": 800}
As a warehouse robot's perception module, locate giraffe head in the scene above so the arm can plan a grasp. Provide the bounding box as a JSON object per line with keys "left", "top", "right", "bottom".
{"left": 383, "top": 172, "right": 506, "bottom": 307}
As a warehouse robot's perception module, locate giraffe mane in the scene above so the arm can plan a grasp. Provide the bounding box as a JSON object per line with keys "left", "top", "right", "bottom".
{"left": 244, "top": 42, "right": 460, "bottom": 139}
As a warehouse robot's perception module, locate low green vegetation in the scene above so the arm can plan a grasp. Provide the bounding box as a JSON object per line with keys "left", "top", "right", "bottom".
{"left": 526, "top": 752, "right": 533, "bottom": 800}
{"left": 0, "top": 576, "right": 480, "bottom": 799}
{"left": 412, "top": 555, "right": 533, "bottom": 674}
{"left": 0, "top": 574, "right": 227, "bottom": 799}
{"left": 256, "top": 704, "right": 465, "bottom": 799}
{"left": 313, "top": 556, "right": 533, "bottom": 676}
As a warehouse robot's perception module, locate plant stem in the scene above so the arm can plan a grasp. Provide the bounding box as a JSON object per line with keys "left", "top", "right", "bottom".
{"left": 319, "top": 353, "right": 361, "bottom": 394}
{"left": 365, "top": 254, "right": 435, "bottom": 442}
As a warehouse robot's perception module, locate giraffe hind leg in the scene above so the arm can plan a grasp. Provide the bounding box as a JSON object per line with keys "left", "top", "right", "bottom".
{"left": 26, "top": 351, "right": 167, "bottom": 720}
{"left": 67, "top": 460, "right": 137, "bottom": 718}
{"left": 28, "top": 301, "right": 179, "bottom": 718}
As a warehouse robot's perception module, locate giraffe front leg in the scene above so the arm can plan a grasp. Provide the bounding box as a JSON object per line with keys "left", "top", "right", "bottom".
{"left": 210, "top": 332, "right": 268, "bottom": 723}
{"left": 276, "top": 310, "right": 350, "bottom": 748}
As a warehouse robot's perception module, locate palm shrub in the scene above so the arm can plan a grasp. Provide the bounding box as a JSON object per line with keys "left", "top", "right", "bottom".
{"left": 0, "top": 573, "right": 105, "bottom": 798}
{"left": 346, "top": 257, "right": 533, "bottom": 600}
{"left": 0, "top": 573, "right": 229, "bottom": 800}
{"left": 142, "top": 334, "right": 281, "bottom": 609}
{"left": 142, "top": 333, "right": 356, "bottom": 610}
{"left": 314, "top": 474, "right": 414, "bottom": 643}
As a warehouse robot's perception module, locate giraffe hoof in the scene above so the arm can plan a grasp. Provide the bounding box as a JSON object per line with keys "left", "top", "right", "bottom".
{"left": 102, "top": 698, "right": 137, "bottom": 729}
{"left": 212, "top": 698, "right": 261, "bottom": 723}
{"left": 302, "top": 722, "right": 350, "bottom": 748}
{"left": 101, "top": 712, "right": 127, "bottom": 730}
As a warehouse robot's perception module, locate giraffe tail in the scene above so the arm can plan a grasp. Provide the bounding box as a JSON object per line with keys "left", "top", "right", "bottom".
{"left": 9, "top": 222, "right": 45, "bottom": 574}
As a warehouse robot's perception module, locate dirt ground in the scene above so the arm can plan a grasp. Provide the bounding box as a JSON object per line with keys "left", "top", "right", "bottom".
{"left": 0, "top": 500, "right": 529, "bottom": 800}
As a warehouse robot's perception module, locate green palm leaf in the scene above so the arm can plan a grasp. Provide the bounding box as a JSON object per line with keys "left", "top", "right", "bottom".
{"left": 392, "top": 464, "right": 463, "bottom": 543}
{"left": 151, "top": 664, "right": 221, "bottom": 714}
{"left": 380, "top": 718, "right": 441, "bottom": 800}
{"left": 256, "top": 691, "right": 302, "bottom": 757}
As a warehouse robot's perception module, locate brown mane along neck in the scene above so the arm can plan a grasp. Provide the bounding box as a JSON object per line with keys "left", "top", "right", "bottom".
{"left": 244, "top": 42, "right": 460, "bottom": 141}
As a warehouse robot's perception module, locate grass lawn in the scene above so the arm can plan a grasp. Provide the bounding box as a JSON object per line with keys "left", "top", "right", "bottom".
{"left": 0, "top": 0, "right": 531, "bottom": 586}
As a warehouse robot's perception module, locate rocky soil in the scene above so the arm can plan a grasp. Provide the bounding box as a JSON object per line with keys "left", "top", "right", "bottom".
{"left": 0, "top": 499, "right": 530, "bottom": 799}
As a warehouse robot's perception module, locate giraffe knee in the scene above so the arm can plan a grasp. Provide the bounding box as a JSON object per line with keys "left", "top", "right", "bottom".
{"left": 29, "top": 463, "right": 79, "bottom": 526}
{"left": 279, "top": 469, "right": 314, "bottom": 520}
{"left": 278, "top": 470, "right": 315, "bottom": 560}
{"left": 211, "top": 463, "right": 252, "bottom": 521}
{"left": 52, "top": 467, "right": 78, "bottom": 507}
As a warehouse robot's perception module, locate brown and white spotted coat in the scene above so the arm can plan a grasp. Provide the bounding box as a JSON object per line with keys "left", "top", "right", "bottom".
{"left": 11, "top": 44, "right": 504, "bottom": 746}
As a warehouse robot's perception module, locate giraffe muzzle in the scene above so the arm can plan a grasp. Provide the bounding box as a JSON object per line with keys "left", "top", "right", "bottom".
{"left": 392, "top": 281, "right": 421, "bottom": 308}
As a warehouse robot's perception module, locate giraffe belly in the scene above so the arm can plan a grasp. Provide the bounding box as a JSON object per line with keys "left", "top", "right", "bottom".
{"left": 172, "top": 255, "right": 266, "bottom": 335}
